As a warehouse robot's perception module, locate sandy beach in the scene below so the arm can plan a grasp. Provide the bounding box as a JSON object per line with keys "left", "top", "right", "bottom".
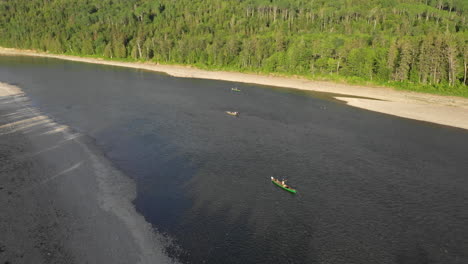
{"left": 0, "top": 82, "right": 175, "bottom": 264}
{"left": 1, "top": 47, "right": 468, "bottom": 130}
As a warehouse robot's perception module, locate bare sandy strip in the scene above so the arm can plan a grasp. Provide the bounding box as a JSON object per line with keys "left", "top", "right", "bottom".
{"left": 0, "top": 82, "right": 175, "bottom": 263}
{"left": 1, "top": 47, "right": 468, "bottom": 130}
{"left": 0, "top": 81, "right": 23, "bottom": 96}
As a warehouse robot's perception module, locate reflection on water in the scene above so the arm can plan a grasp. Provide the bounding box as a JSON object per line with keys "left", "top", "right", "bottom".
{"left": 1, "top": 55, "right": 468, "bottom": 264}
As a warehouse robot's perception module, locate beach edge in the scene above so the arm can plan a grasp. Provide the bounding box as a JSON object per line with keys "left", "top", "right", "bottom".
{"left": 1, "top": 47, "right": 468, "bottom": 130}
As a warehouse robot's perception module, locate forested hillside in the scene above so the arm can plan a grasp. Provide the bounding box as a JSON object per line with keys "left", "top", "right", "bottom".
{"left": 1, "top": 0, "right": 467, "bottom": 94}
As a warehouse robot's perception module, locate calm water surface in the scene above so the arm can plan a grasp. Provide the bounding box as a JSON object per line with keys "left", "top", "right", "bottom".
{"left": 1, "top": 56, "right": 467, "bottom": 264}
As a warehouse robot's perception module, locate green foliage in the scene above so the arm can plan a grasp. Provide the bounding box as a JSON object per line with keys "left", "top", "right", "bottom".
{"left": 0, "top": 0, "right": 467, "bottom": 95}
{"left": 344, "top": 48, "right": 376, "bottom": 80}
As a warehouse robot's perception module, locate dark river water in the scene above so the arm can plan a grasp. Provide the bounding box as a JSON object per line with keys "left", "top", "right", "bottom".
{"left": 1, "top": 55, "right": 468, "bottom": 264}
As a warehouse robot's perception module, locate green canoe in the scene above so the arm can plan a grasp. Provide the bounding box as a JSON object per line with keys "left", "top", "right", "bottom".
{"left": 271, "top": 177, "right": 297, "bottom": 194}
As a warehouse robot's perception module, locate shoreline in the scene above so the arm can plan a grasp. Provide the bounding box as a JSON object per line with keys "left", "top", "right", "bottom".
{"left": 0, "top": 82, "right": 175, "bottom": 264}
{"left": 1, "top": 47, "right": 468, "bottom": 130}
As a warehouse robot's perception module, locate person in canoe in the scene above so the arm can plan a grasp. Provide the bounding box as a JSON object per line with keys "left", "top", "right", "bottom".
{"left": 226, "top": 111, "right": 239, "bottom": 117}
{"left": 271, "top": 177, "right": 296, "bottom": 193}
{"left": 281, "top": 180, "right": 291, "bottom": 188}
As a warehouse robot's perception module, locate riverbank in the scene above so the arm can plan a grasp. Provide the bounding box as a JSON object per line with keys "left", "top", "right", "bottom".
{"left": 1, "top": 47, "right": 468, "bottom": 130}
{"left": 0, "top": 82, "right": 175, "bottom": 264}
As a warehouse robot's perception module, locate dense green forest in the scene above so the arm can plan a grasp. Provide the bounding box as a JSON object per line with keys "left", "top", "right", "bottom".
{"left": 0, "top": 0, "right": 467, "bottom": 95}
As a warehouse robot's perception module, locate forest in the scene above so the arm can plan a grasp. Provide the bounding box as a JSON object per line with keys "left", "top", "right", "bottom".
{"left": 0, "top": 0, "right": 467, "bottom": 95}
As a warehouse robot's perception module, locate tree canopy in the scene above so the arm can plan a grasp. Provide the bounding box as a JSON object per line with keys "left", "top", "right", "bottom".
{"left": 0, "top": 0, "right": 467, "bottom": 94}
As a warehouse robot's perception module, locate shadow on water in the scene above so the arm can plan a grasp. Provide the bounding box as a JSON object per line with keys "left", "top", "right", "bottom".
{"left": 1, "top": 55, "right": 468, "bottom": 264}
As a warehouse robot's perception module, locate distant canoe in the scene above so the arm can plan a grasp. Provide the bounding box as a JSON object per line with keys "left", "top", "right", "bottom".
{"left": 271, "top": 177, "right": 296, "bottom": 194}
{"left": 226, "top": 111, "right": 239, "bottom": 117}
{"left": 231, "top": 88, "right": 241, "bottom": 92}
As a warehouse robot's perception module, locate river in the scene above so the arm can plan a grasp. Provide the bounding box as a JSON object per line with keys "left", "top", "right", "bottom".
{"left": 1, "top": 55, "right": 467, "bottom": 264}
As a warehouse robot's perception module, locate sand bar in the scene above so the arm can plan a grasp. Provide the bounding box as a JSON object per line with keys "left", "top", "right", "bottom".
{"left": 0, "top": 82, "right": 175, "bottom": 264}
{"left": 1, "top": 47, "right": 468, "bottom": 130}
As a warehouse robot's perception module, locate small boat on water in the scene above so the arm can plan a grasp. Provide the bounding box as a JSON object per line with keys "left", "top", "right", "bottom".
{"left": 226, "top": 111, "right": 239, "bottom": 117}
{"left": 271, "top": 177, "right": 296, "bottom": 193}
{"left": 231, "top": 87, "right": 241, "bottom": 92}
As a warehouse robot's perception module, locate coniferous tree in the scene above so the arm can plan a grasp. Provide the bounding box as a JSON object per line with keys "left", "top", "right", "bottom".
{"left": 0, "top": 0, "right": 466, "bottom": 94}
